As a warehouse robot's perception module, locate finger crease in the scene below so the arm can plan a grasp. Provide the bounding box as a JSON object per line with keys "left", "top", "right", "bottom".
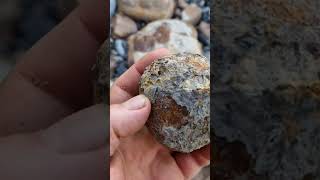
{"left": 16, "top": 70, "right": 49, "bottom": 89}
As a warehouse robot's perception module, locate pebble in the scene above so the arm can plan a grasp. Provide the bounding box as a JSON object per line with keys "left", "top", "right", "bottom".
{"left": 118, "top": 0, "right": 175, "bottom": 21}
{"left": 136, "top": 21, "right": 146, "bottom": 30}
{"left": 178, "top": 0, "right": 189, "bottom": 8}
{"left": 174, "top": 8, "right": 182, "bottom": 19}
{"left": 127, "top": 19, "right": 202, "bottom": 65}
{"left": 109, "top": 0, "right": 211, "bottom": 79}
{"left": 186, "top": 0, "right": 206, "bottom": 7}
{"left": 112, "top": 14, "right": 137, "bottom": 38}
{"left": 198, "top": 32, "right": 210, "bottom": 46}
{"left": 110, "top": 0, "right": 116, "bottom": 17}
{"left": 203, "top": 46, "right": 210, "bottom": 61}
{"left": 114, "top": 61, "right": 128, "bottom": 78}
{"left": 182, "top": 4, "right": 202, "bottom": 25}
{"left": 201, "top": 6, "right": 210, "bottom": 22}
{"left": 199, "top": 21, "right": 210, "bottom": 39}
{"left": 110, "top": 54, "right": 118, "bottom": 78}
{"left": 114, "top": 39, "right": 127, "bottom": 57}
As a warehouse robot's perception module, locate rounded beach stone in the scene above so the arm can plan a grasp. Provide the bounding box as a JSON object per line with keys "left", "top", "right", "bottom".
{"left": 118, "top": 0, "right": 175, "bottom": 21}
{"left": 139, "top": 53, "right": 210, "bottom": 153}
{"left": 128, "top": 19, "right": 202, "bottom": 65}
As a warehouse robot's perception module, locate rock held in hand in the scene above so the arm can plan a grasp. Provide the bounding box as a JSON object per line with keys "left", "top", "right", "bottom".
{"left": 139, "top": 53, "right": 210, "bottom": 153}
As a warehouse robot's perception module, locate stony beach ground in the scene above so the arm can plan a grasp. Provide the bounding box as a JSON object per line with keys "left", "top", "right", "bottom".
{"left": 110, "top": 0, "right": 210, "bottom": 83}
{"left": 110, "top": 0, "right": 210, "bottom": 179}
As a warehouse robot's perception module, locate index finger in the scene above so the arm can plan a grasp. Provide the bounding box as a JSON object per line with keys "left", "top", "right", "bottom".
{"left": 110, "top": 48, "right": 170, "bottom": 104}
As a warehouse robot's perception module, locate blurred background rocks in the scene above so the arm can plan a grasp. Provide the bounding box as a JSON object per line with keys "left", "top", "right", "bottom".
{"left": 110, "top": 0, "right": 211, "bottom": 179}
{"left": 110, "top": 0, "right": 210, "bottom": 80}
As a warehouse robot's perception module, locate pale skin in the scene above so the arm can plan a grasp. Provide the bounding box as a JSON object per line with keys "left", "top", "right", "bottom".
{"left": 0, "top": 0, "right": 210, "bottom": 179}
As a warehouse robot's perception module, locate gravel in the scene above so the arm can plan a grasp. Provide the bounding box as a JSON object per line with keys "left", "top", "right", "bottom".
{"left": 111, "top": 0, "right": 211, "bottom": 80}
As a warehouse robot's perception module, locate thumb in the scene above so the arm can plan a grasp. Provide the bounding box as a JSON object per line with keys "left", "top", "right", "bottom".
{"left": 110, "top": 95, "right": 151, "bottom": 156}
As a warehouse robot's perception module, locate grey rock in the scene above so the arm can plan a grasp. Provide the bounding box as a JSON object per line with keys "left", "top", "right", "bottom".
{"left": 140, "top": 53, "right": 210, "bottom": 153}
{"left": 114, "top": 60, "right": 128, "bottom": 78}
{"left": 114, "top": 39, "right": 127, "bottom": 57}
{"left": 110, "top": 54, "right": 118, "bottom": 78}
{"left": 198, "top": 32, "right": 210, "bottom": 46}
{"left": 110, "top": 0, "right": 116, "bottom": 17}
{"left": 186, "top": 0, "right": 206, "bottom": 7}
{"left": 204, "top": 47, "right": 210, "bottom": 62}
{"left": 201, "top": 6, "right": 210, "bottom": 22}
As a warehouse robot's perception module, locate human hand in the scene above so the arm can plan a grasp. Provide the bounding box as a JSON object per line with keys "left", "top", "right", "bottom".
{"left": 0, "top": 0, "right": 107, "bottom": 179}
{"left": 110, "top": 49, "right": 210, "bottom": 180}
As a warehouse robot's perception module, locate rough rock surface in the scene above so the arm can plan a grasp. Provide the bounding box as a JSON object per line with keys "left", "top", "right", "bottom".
{"left": 118, "top": 0, "right": 175, "bottom": 21}
{"left": 128, "top": 19, "right": 202, "bottom": 65}
{"left": 94, "top": 39, "right": 109, "bottom": 103}
{"left": 140, "top": 53, "right": 210, "bottom": 153}
{"left": 112, "top": 14, "right": 137, "bottom": 38}
{"left": 212, "top": 0, "right": 320, "bottom": 179}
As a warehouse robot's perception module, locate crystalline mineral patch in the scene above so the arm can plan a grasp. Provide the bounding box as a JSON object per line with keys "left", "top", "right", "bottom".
{"left": 212, "top": 0, "right": 320, "bottom": 179}
{"left": 140, "top": 53, "right": 210, "bottom": 153}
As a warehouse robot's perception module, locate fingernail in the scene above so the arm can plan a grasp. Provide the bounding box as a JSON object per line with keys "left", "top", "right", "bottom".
{"left": 123, "top": 95, "right": 147, "bottom": 110}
